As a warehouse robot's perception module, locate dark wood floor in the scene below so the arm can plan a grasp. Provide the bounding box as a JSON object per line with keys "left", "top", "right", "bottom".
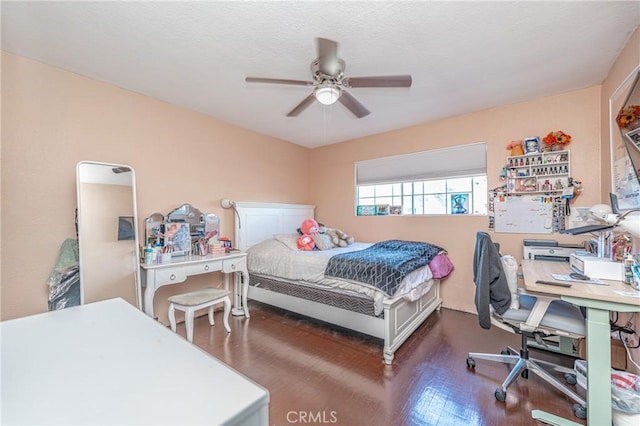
{"left": 183, "top": 303, "right": 586, "bottom": 426}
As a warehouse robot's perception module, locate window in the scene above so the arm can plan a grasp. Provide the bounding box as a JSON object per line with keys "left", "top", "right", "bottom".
{"left": 355, "top": 143, "right": 487, "bottom": 215}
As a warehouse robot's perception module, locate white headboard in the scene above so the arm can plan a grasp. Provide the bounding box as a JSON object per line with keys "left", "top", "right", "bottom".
{"left": 234, "top": 202, "right": 315, "bottom": 251}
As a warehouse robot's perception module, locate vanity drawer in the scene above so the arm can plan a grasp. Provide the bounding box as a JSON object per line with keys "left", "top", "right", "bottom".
{"left": 155, "top": 267, "right": 187, "bottom": 285}
{"left": 187, "top": 261, "right": 222, "bottom": 276}
{"left": 222, "top": 257, "right": 245, "bottom": 273}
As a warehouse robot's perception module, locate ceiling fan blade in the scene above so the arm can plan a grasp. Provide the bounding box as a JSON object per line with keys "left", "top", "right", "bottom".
{"left": 286, "top": 94, "right": 316, "bottom": 117}
{"left": 346, "top": 75, "right": 412, "bottom": 88}
{"left": 338, "top": 90, "right": 370, "bottom": 118}
{"left": 246, "top": 77, "right": 312, "bottom": 86}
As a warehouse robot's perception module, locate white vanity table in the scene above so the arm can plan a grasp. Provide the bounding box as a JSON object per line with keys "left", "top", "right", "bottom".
{"left": 141, "top": 252, "right": 249, "bottom": 319}
{"left": 1, "top": 298, "right": 269, "bottom": 425}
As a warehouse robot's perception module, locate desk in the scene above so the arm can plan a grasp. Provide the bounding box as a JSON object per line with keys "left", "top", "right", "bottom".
{"left": 141, "top": 252, "right": 249, "bottom": 319}
{"left": 0, "top": 298, "right": 269, "bottom": 425}
{"left": 522, "top": 259, "right": 640, "bottom": 426}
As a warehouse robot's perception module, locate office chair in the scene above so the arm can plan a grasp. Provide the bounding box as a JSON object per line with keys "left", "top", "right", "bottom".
{"left": 466, "top": 232, "right": 587, "bottom": 419}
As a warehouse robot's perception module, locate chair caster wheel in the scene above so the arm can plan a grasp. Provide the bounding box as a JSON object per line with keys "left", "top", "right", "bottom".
{"left": 495, "top": 388, "right": 506, "bottom": 402}
{"left": 564, "top": 373, "right": 577, "bottom": 385}
{"left": 500, "top": 349, "right": 510, "bottom": 355}
{"left": 572, "top": 403, "right": 587, "bottom": 420}
{"left": 466, "top": 357, "right": 475, "bottom": 369}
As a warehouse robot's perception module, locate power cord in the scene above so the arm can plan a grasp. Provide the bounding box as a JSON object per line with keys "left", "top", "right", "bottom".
{"left": 610, "top": 312, "right": 639, "bottom": 349}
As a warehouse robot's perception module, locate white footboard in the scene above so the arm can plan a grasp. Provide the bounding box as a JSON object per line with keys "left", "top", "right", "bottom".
{"left": 382, "top": 280, "right": 442, "bottom": 364}
{"left": 248, "top": 280, "right": 441, "bottom": 364}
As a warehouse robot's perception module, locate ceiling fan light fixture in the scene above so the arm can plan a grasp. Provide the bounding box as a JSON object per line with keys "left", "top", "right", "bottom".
{"left": 314, "top": 85, "right": 341, "bottom": 105}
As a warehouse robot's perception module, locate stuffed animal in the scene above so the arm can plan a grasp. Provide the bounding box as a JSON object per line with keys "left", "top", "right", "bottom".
{"left": 300, "top": 218, "right": 320, "bottom": 235}
{"left": 296, "top": 234, "right": 315, "bottom": 251}
{"left": 324, "top": 227, "right": 355, "bottom": 248}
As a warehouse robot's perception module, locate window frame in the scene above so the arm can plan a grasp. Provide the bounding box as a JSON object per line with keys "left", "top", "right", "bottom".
{"left": 356, "top": 175, "right": 488, "bottom": 216}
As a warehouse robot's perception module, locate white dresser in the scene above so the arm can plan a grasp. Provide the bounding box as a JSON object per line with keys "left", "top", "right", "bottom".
{"left": 1, "top": 298, "right": 269, "bottom": 425}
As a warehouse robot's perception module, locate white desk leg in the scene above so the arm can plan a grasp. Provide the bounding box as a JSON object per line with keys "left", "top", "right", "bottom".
{"left": 232, "top": 271, "right": 250, "bottom": 318}
{"left": 585, "top": 307, "right": 611, "bottom": 426}
{"left": 240, "top": 270, "right": 249, "bottom": 318}
{"left": 228, "top": 271, "right": 243, "bottom": 317}
{"left": 143, "top": 269, "right": 155, "bottom": 318}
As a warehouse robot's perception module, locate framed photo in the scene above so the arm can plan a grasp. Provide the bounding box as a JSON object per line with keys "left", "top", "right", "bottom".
{"left": 356, "top": 205, "right": 377, "bottom": 216}
{"left": 389, "top": 205, "right": 402, "bottom": 215}
{"left": 523, "top": 136, "right": 541, "bottom": 154}
{"left": 376, "top": 204, "right": 390, "bottom": 215}
{"left": 162, "top": 222, "right": 192, "bottom": 254}
{"left": 450, "top": 193, "right": 469, "bottom": 214}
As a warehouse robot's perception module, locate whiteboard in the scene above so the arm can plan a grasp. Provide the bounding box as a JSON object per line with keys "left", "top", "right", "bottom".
{"left": 494, "top": 196, "right": 554, "bottom": 234}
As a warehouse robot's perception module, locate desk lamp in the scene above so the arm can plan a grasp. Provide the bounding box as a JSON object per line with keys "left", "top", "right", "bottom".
{"left": 605, "top": 193, "right": 640, "bottom": 238}
{"left": 561, "top": 196, "right": 639, "bottom": 257}
{"left": 221, "top": 199, "right": 242, "bottom": 228}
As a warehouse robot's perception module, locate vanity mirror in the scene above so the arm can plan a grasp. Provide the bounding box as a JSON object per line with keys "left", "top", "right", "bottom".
{"left": 611, "top": 66, "right": 640, "bottom": 210}
{"left": 76, "top": 161, "right": 141, "bottom": 309}
{"left": 144, "top": 204, "right": 220, "bottom": 256}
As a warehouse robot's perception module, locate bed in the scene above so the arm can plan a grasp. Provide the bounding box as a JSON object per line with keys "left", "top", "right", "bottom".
{"left": 234, "top": 202, "right": 452, "bottom": 364}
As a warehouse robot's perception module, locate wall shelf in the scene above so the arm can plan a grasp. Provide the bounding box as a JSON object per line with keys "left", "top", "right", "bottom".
{"left": 506, "top": 150, "right": 570, "bottom": 194}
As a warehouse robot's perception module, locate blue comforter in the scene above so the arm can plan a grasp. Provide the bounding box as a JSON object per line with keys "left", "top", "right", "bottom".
{"left": 324, "top": 239, "right": 444, "bottom": 295}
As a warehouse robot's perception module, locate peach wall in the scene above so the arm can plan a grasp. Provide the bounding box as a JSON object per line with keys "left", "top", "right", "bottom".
{"left": 1, "top": 52, "right": 310, "bottom": 322}
{"left": 310, "top": 87, "right": 602, "bottom": 314}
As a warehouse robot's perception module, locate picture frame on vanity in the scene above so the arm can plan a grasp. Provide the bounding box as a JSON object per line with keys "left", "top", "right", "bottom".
{"left": 524, "top": 136, "right": 541, "bottom": 154}
{"left": 162, "top": 222, "right": 192, "bottom": 255}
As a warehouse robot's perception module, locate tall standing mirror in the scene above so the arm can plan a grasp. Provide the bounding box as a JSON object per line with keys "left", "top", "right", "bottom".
{"left": 76, "top": 161, "right": 141, "bottom": 309}
{"left": 610, "top": 66, "right": 640, "bottom": 211}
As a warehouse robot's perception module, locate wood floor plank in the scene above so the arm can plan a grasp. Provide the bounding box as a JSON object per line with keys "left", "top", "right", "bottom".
{"left": 181, "top": 302, "right": 586, "bottom": 426}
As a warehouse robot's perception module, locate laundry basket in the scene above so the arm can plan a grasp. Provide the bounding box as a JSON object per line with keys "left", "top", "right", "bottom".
{"left": 575, "top": 360, "right": 640, "bottom": 425}
{"left": 611, "top": 370, "right": 640, "bottom": 426}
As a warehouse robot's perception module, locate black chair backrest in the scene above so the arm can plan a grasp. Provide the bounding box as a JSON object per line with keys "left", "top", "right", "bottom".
{"left": 473, "top": 232, "right": 511, "bottom": 329}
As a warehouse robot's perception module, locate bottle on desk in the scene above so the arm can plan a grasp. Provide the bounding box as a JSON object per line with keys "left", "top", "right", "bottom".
{"left": 144, "top": 245, "right": 155, "bottom": 265}
{"left": 624, "top": 254, "right": 634, "bottom": 285}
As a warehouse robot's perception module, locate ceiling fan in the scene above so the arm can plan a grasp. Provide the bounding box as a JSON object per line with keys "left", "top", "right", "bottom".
{"left": 245, "top": 38, "right": 412, "bottom": 118}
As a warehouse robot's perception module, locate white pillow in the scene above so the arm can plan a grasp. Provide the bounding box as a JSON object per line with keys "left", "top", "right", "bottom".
{"left": 273, "top": 234, "right": 300, "bottom": 250}
{"left": 501, "top": 254, "right": 520, "bottom": 309}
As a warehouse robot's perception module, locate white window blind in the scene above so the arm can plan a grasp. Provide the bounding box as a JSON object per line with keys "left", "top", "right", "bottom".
{"left": 355, "top": 142, "right": 487, "bottom": 185}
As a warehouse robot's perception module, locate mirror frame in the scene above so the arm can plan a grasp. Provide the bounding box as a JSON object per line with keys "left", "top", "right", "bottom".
{"left": 610, "top": 66, "right": 640, "bottom": 211}
{"left": 76, "top": 161, "right": 142, "bottom": 309}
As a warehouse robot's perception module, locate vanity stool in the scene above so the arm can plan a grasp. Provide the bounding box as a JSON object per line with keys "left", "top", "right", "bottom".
{"left": 168, "top": 288, "right": 231, "bottom": 343}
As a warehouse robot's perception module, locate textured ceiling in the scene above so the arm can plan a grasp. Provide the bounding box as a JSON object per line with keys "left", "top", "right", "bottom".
{"left": 2, "top": 1, "right": 639, "bottom": 148}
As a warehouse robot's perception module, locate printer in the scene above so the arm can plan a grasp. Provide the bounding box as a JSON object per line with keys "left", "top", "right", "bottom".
{"left": 523, "top": 239, "right": 582, "bottom": 262}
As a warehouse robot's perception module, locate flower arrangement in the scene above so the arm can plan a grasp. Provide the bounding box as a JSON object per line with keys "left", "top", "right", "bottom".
{"left": 616, "top": 105, "right": 640, "bottom": 128}
{"left": 542, "top": 130, "right": 572, "bottom": 148}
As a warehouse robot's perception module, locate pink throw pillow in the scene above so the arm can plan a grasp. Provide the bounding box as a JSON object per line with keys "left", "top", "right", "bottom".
{"left": 429, "top": 254, "right": 455, "bottom": 279}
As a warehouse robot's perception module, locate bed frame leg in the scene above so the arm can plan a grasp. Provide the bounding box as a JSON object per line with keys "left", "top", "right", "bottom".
{"left": 383, "top": 351, "right": 394, "bottom": 364}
